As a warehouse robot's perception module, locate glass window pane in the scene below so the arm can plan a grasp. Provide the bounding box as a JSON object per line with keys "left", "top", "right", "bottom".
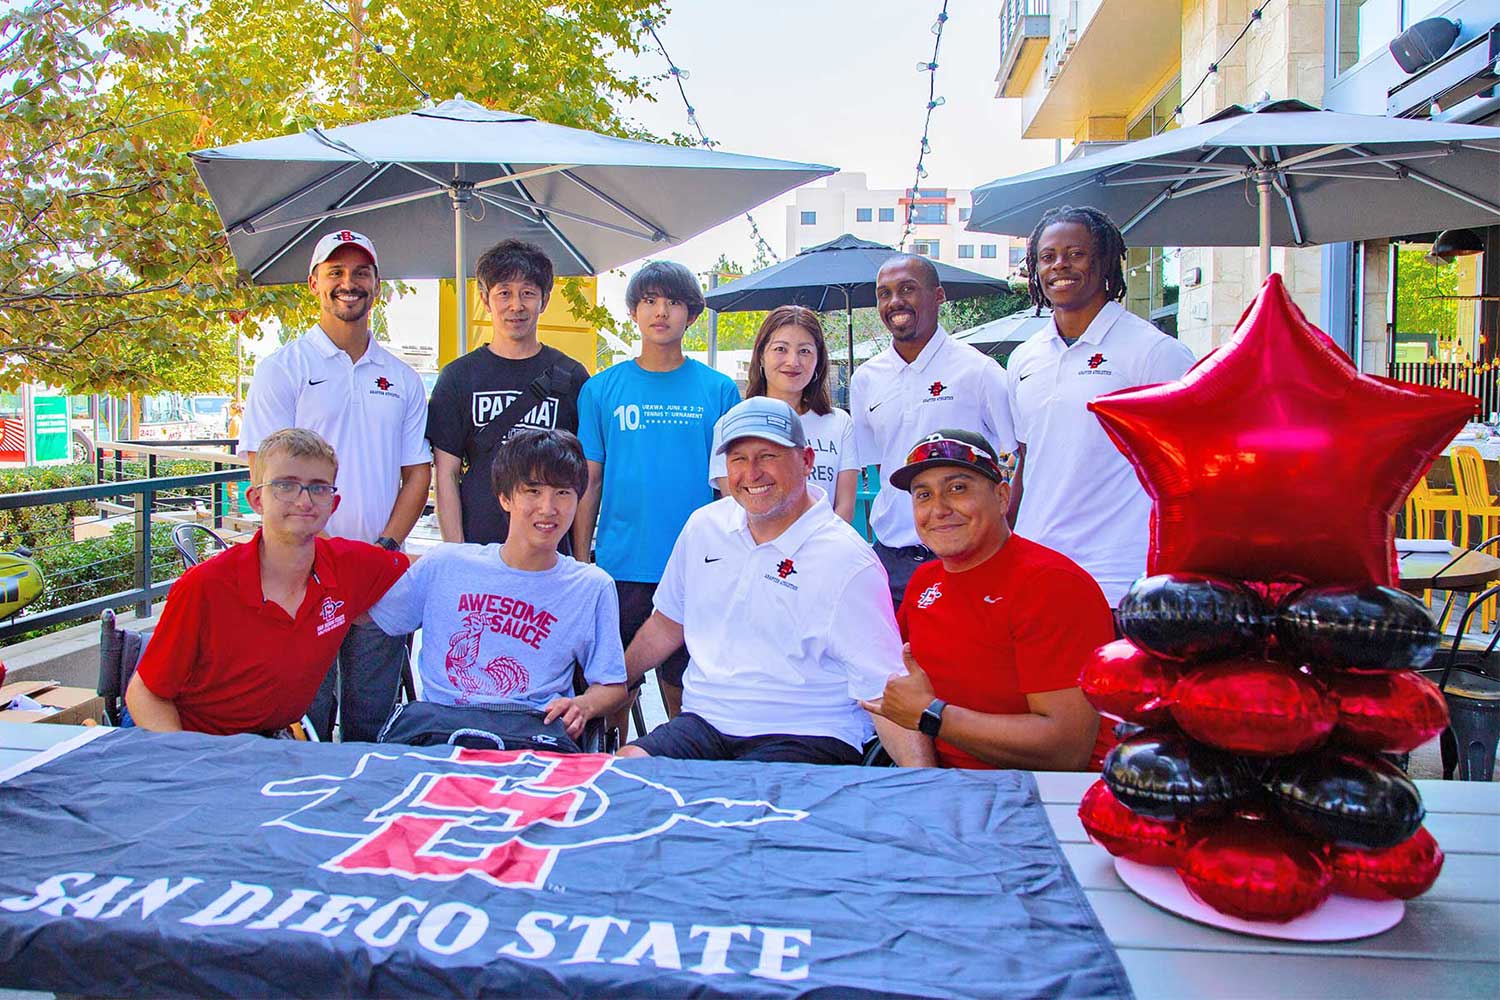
{"left": 958, "top": 244, "right": 974, "bottom": 258}
{"left": 800, "top": 211, "right": 816, "bottom": 225}
{"left": 856, "top": 208, "right": 872, "bottom": 222}
{"left": 1357, "top": 0, "right": 1401, "bottom": 63}
{"left": 879, "top": 207, "right": 895, "bottom": 222}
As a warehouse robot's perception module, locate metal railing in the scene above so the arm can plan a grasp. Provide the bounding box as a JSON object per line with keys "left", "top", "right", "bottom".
{"left": 1388, "top": 362, "right": 1493, "bottom": 418}
{"left": 0, "top": 461, "right": 250, "bottom": 643}
{"left": 1000, "top": 0, "right": 1050, "bottom": 48}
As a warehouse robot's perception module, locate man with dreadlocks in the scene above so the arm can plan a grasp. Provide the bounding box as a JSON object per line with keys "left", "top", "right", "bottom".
{"left": 1005, "top": 206, "right": 1196, "bottom": 608}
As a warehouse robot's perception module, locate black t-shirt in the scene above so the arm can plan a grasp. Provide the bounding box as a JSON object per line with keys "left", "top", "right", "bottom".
{"left": 426, "top": 344, "right": 589, "bottom": 544}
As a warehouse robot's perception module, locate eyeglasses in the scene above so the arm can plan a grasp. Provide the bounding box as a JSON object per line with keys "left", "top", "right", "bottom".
{"left": 255, "top": 480, "right": 338, "bottom": 504}
{"left": 903, "top": 437, "right": 1005, "bottom": 481}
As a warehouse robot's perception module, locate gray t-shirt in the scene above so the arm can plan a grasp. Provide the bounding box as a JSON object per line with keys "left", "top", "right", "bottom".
{"left": 369, "top": 543, "right": 625, "bottom": 709}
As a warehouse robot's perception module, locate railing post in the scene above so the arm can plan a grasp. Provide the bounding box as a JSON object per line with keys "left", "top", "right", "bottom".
{"left": 135, "top": 484, "right": 154, "bottom": 620}
{"left": 212, "top": 460, "right": 224, "bottom": 529}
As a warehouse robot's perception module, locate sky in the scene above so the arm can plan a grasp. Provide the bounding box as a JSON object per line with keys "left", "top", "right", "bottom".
{"left": 367, "top": 0, "right": 1064, "bottom": 357}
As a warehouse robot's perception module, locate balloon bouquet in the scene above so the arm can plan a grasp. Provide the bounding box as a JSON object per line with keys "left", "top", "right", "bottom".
{"left": 1075, "top": 275, "right": 1473, "bottom": 930}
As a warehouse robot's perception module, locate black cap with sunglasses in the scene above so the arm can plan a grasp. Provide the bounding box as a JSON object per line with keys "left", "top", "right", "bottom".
{"left": 890, "top": 429, "right": 1009, "bottom": 491}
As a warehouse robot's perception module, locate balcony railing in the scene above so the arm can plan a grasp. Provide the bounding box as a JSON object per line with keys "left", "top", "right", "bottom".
{"left": 1044, "top": 1, "right": 1081, "bottom": 84}
{"left": 1388, "top": 362, "right": 1491, "bottom": 419}
{"left": 997, "top": 1, "right": 1053, "bottom": 98}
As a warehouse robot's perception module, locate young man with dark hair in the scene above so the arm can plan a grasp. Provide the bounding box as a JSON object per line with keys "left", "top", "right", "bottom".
{"left": 574, "top": 260, "right": 741, "bottom": 719}
{"left": 368, "top": 429, "right": 627, "bottom": 751}
{"left": 861, "top": 428, "right": 1113, "bottom": 772}
{"left": 427, "top": 239, "right": 589, "bottom": 545}
{"left": 128, "top": 429, "right": 409, "bottom": 736}
{"left": 1006, "top": 206, "right": 1195, "bottom": 607}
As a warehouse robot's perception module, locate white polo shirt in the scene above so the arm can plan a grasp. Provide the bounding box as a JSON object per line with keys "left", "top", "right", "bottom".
{"left": 239, "top": 325, "right": 430, "bottom": 543}
{"left": 1006, "top": 301, "right": 1196, "bottom": 606}
{"left": 653, "top": 485, "right": 904, "bottom": 749}
{"left": 851, "top": 327, "right": 1017, "bottom": 547}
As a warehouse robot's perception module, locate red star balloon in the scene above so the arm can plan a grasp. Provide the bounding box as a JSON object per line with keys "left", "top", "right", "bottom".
{"left": 1089, "top": 275, "right": 1474, "bottom": 587}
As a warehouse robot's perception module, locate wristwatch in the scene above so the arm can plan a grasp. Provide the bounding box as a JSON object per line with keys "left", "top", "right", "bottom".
{"left": 374, "top": 536, "right": 399, "bottom": 551}
{"left": 918, "top": 698, "right": 947, "bottom": 738}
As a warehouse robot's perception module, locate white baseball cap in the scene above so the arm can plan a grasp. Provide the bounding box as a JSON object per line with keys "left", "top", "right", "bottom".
{"left": 308, "top": 230, "right": 379, "bottom": 275}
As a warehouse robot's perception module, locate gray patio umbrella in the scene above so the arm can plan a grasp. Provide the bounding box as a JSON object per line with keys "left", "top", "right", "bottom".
{"left": 192, "top": 98, "right": 835, "bottom": 350}
{"left": 968, "top": 99, "right": 1500, "bottom": 281}
{"left": 702, "top": 233, "right": 1011, "bottom": 374}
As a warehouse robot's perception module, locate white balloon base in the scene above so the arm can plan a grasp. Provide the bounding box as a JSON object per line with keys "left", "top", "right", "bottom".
{"left": 1114, "top": 857, "right": 1404, "bottom": 941}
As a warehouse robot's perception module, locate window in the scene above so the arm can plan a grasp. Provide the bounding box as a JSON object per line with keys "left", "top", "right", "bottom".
{"left": 1009, "top": 247, "right": 1026, "bottom": 267}
{"left": 958, "top": 207, "right": 971, "bottom": 222}
{"left": 856, "top": 208, "right": 872, "bottom": 223}
{"left": 1128, "top": 77, "right": 1182, "bottom": 141}
{"left": 878, "top": 207, "right": 896, "bottom": 222}
{"left": 1336, "top": 0, "right": 1451, "bottom": 75}
{"left": 958, "top": 244, "right": 975, "bottom": 259}
{"left": 912, "top": 240, "right": 941, "bottom": 259}
{"left": 1124, "top": 247, "right": 1181, "bottom": 333}
{"left": 980, "top": 245, "right": 998, "bottom": 259}
{"left": 800, "top": 211, "right": 816, "bottom": 226}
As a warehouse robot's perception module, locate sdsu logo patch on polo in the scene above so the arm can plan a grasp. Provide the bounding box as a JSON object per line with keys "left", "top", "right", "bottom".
{"left": 371, "top": 376, "right": 399, "bottom": 397}
{"left": 1079, "top": 353, "right": 1113, "bottom": 376}
{"left": 315, "top": 597, "right": 347, "bottom": 636}
{"left": 915, "top": 582, "right": 942, "bottom": 609}
{"left": 261, "top": 748, "right": 805, "bottom": 891}
{"left": 922, "top": 379, "right": 954, "bottom": 403}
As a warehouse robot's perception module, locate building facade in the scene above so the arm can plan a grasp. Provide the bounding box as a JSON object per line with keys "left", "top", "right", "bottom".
{"left": 785, "top": 173, "right": 1025, "bottom": 281}
{"left": 994, "top": 0, "right": 1499, "bottom": 377}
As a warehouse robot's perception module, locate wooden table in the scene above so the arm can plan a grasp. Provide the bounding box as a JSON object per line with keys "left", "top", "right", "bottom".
{"left": 2, "top": 724, "right": 1497, "bottom": 999}
{"left": 1398, "top": 547, "right": 1500, "bottom": 593}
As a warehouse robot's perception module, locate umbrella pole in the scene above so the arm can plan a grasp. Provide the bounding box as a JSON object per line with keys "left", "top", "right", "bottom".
{"left": 842, "top": 287, "right": 854, "bottom": 388}
{"left": 452, "top": 185, "right": 472, "bottom": 354}
{"left": 1257, "top": 171, "right": 1273, "bottom": 283}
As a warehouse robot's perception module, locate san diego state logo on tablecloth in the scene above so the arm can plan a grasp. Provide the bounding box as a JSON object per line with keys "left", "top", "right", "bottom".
{"left": 261, "top": 748, "right": 806, "bottom": 891}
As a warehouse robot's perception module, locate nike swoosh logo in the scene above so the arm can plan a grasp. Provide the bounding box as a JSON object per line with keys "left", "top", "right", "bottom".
{"left": 983, "top": 595, "right": 1003, "bottom": 603}
{"left": 308, "top": 378, "right": 327, "bottom": 386}
{"left": 868, "top": 400, "right": 884, "bottom": 412}
{"left": 704, "top": 556, "right": 722, "bottom": 563}
{"left": 1018, "top": 373, "right": 1034, "bottom": 381}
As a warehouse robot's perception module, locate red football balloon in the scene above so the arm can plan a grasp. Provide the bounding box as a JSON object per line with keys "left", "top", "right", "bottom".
{"left": 1330, "top": 826, "right": 1444, "bottom": 900}
{"left": 1089, "top": 275, "right": 1474, "bottom": 588}
{"left": 1321, "top": 670, "right": 1450, "bottom": 754}
{"left": 1080, "top": 640, "right": 1179, "bottom": 725}
{"left": 1078, "top": 779, "right": 1188, "bottom": 867}
{"left": 1179, "top": 818, "right": 1331, "bottom": 922}
{"left": 1169, "top": 660, "right": 1337, "bottom": 756}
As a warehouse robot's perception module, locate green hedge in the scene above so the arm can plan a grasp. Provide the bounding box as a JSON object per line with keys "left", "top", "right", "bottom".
{"left": 0, "top": 464, "right": 96, "bottom": 552}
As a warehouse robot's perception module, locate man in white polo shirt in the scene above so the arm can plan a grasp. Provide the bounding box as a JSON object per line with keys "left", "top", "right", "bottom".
{"left": 239, "top": 230, "right": 431, "bottom": 741}
{"left": 618, "top": 397, "right": 933, "bottom": 766}
{"left": 1006, "top": 206, "right": 1196, "bottom": 607}
{"left": 851, "top": 254, "right": 1017, "bottom": 607}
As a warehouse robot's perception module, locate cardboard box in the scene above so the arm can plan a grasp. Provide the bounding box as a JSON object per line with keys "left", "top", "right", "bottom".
{"left": 0, "top": 680, "right": 104, "bottom": 726}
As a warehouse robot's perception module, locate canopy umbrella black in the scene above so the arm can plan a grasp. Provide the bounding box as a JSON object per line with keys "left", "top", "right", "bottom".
{"left": 702, "top": 234, "right": 1011, "bottom": 375}
{"left": 191, "top": 98, "right": 835, "bottom": 350}
{"left": 968, "top": 99, "right": 1500, "bottom": 282}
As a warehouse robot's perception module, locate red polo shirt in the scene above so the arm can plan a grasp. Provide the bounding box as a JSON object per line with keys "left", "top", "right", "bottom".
{"left": 898, "top": 534, "right": 1116, "bottom": 770}
{"left": 134, "top": 532, "right": 407, "bottom": 735}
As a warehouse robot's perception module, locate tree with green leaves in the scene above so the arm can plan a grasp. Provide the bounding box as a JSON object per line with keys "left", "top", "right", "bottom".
{"left": 1, "top": 0, "right": 666, "bottom": 394}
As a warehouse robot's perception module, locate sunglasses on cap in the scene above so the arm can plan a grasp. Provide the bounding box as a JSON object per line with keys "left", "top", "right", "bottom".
{"left": 903, "top": 437, "right": 1004, "bottom": 482}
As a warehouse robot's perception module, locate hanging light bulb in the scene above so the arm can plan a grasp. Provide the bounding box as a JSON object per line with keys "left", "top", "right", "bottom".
{"left": 932, "top": 11, "right": 948, "bottom": 33}
{"left": 927, "top": 96, "right": 946, "bottom": 110}
{"left": 916, "top": 61, "right": 938, "bottom": 72}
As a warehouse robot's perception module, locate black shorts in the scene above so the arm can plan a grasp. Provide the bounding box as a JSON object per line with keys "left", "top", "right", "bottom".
{"left": 616, "top": 580, "right": 689, "bottom": 687}
{"left": 376, "top": 701, "right": 581, "bottom": 754}
{"left": 631, "top": 712, "right": 861, "bottom": 765}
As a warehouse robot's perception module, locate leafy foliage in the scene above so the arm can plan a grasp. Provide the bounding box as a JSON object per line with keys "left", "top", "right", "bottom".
{"left": 1394, "top": 249, "right": 1459, "bottom": 339}
{"left": 0, "top": 462, "right": 96, "bottom": 552}
{"left": 1, "top": 0, "right": 667, "bottom": 394}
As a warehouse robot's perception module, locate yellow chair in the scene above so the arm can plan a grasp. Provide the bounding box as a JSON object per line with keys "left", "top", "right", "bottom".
{"left": 1406, "top": 475, "right": 1464, "bottom": 542}
{"left": 1450, "top": 447, "right": 1500, "bottom": 551}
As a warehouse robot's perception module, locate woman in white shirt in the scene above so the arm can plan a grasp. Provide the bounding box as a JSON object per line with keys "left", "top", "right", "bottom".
{"left": 710, "top": 305, "right": 860, "bottom": 521}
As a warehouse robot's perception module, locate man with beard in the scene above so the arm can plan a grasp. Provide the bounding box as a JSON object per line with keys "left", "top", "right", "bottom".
{"left": 239, "top": 230, "right": 431, "bottom": 742}
{"left": 850, "top": 255, "right": 1016, "bottom": 607}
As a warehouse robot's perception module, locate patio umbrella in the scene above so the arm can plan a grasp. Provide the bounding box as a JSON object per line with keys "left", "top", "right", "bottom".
{"left": 702, "top": 233, "right": 1011, "bottom": 374}
{"left": 967, "top": 99, "right": 1500, "bottom": 281}
{"left": 192, "top": 97, "right": 835, "bottom": 350}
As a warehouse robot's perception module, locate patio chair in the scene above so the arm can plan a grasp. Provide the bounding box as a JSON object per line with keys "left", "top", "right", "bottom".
{"left": 171, "top": 523, "right": 229, "bottom": 572}
{"left": 1403, "top": 475, "right": 1462, "bottom": 542}
{"left": 1448, "top": 446, "right": 1500, "bottom": 550}
{"left": 1428, "top": 581, "right": 1500, "bottom": 781}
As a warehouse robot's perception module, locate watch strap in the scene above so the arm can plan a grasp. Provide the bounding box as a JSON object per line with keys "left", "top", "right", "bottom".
{"left": 918, "top": 698, "right": 947, "bottom": 737}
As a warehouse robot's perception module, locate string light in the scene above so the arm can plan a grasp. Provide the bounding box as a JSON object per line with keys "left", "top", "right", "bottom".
{"left": 641, "top": 16, "right": 780, "bottom": 264}
{"left": 1173, "top": 4, "right": 1267, "bottom": 122}
{"left": 900, "top": 1, "right": 952, "bottom": 251}
{"left": 318, "top": 0, "right": 431, "bottom": 102}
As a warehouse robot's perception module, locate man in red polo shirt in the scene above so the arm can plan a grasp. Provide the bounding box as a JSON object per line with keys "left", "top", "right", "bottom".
{"left": 127, "top": 428, "right": 407, "bottom": 736}
{"left": 860, "top": 429, "right": 1113, "bottom": 771}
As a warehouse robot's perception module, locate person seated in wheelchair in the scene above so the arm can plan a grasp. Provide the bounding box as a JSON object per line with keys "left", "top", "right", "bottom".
{"left": 368, "top": 428, "right": 627, "bottom": 753}
{"left": 126, "top": 428, "right": 409, "bottom": 736}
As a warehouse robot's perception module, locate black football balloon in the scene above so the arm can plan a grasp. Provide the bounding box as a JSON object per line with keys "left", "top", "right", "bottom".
{"left": 1267, "top": 748, "right": 1426, "bottom": 850}
{"left": 1276, "top": 585, "right": 1439, "bottom": 670}
{"left": 1117, "top": 574, "right": 1272, "bottom": 662}
{"left": 1103, "top": 732, "right": 1256, "bottom": 823}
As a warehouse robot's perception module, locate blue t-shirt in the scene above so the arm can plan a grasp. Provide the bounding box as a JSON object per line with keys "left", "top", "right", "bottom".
{"left": 577, "top": 358, "right": 741, "bottom": 582}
